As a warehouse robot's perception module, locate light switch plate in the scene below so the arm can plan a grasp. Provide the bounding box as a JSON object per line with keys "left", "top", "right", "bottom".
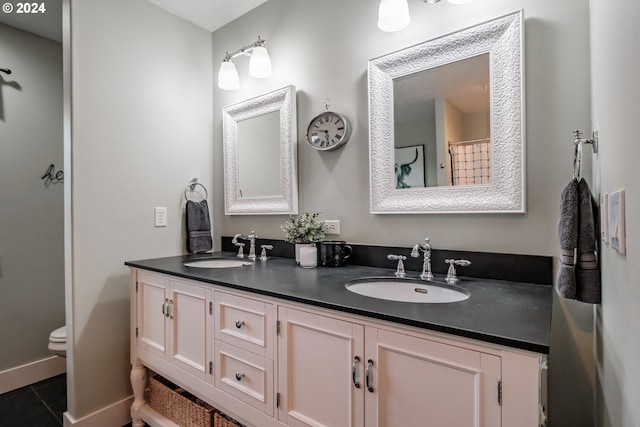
{"left": 601, "top": 193, "right": 609, "bottom": 244}
{"left": 154, "top": 207, "right": 167, "bottom": 227}
{"left": 608, "top": 190, "right": 625, "bottom": 255}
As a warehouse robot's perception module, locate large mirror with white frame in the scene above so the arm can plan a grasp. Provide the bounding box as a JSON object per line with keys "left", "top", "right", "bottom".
{"left": 223, "top": 85, "right": 298, "bottom": 215}
{"left": 368, "top": 11, "right": 525, "bottom": 213}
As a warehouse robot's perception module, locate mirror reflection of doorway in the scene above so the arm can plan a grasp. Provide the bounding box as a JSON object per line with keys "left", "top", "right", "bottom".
{"left": 394, "top": 53, "right": 490, "bottom": 188}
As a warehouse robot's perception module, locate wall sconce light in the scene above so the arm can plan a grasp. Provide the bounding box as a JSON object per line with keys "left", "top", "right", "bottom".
{"left": 217, "top": 36, "right": 272, "bottom": 91}
{"left": 378, "top": 0, "right": 411, "bottom": 32}
{"left": 378, "top": 0, "right": 474, "bottom": 32}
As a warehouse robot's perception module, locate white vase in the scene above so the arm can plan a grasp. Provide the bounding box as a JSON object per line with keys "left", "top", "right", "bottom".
{"left": 299, "top": 246, "right": 318, "bottom": 268}
{"left": 295, "top": 243, "right": 315, "bottom": 265}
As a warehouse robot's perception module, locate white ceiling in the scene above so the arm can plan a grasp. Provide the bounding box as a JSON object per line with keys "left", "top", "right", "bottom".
{"left": 148, "top": 0, "right": 270, "bottom": 32}
{"left": 0, "top": 0, "right": 270, "bottom": 43}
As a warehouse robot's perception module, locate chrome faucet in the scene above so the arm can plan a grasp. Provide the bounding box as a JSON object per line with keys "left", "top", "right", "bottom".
{"left": 232, "top": 231, "right": 258, "bottom": 260}
{"left": 233, "top": 240, "right": 245, "bottom": 258}
{"left": 411, "top": 237, "right": 434, "bottom": 281}
{"left": 387, "top": 254, "right": 407, "bottom": 277}
{"left": 445, "top": 259, "right": 471, "bottom": 283}
{"left": 260, "top": 245, "right": 273, "bottom": 261}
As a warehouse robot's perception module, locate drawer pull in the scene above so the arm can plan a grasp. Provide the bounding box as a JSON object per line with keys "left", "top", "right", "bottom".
{"left": 352, "top": 355, "right": 361, "bottom": 389}
{"left": 235, "top": 320, "right": 245, "bottom": 329}
{"left": 366, "top": 359, "right": 374, "bottom": 393}
{"left": 162, "top": 298, "right": 169, "bottom": 318}
{"left": 235, "top": 372, "right": 245, "bottom": 381}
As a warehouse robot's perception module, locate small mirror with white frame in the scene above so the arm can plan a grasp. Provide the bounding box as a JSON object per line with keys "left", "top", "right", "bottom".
{"left": 368, "top": 11, "right": 525, "bottom": 214}
{"left": 223, "top": 85, "right": 298, "bottom": 215}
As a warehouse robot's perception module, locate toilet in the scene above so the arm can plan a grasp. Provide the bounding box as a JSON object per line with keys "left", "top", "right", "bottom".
{"left": 48, "top": 326, "right": 67, "bottom": 358}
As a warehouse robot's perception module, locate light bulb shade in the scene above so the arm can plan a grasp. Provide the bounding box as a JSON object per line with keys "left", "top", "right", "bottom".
{"left": 249, "top": 46, "right": 272, "bottom": 78}
{"left": 378, "top": 0, "right": 410, "bottom": 32}
{"left": 218, "top": 60, "right": 239, "bottom": 90}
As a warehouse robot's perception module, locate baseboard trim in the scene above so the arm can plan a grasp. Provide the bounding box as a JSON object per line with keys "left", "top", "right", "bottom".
{"left": 63, "top": 395, "right": 133, "bottom": 427}
{"left": 0, "top": 356, "right": 66, "bottom": 394}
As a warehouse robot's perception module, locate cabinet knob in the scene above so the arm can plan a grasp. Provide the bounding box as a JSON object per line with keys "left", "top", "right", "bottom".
{"left": 235, "top": 320, "right": 245, "bottom": 329}
{"left": 235, "top": 372, "right": 245, "bottom": 381}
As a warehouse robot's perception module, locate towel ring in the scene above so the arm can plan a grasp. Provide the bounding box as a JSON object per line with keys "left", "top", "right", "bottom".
{"left": 185, "top": 181, "right": 208, "bottom": 201}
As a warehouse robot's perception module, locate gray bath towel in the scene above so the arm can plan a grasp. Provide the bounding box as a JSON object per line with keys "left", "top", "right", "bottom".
{"left": 186, "top": 199, "right": 213, "bottom": 253}
{"left": 556, "top": 180, "right": 579, "bottom": 299}
{"left": 575, "top": 179, "right": 601, "bottom": 303}
{"left": 555, "top": 179, "right": 601, "bottom": 303}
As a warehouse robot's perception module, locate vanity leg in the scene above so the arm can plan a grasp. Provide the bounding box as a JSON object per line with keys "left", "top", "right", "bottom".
{"left": 130, "top": 361, "right": 147, "bottom": 427}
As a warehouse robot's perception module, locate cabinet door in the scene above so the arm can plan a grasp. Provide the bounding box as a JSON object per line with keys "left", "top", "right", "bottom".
{"left": 278, "top": 307, "right": 365, "bottom": 427}
{"left": 365, "top": 327, "right": 501, "bottom": 427}
{"left": 169, "top": 280, "right": 210, "bottom": 382}
{"left": 137, "top": 273, "right": 168, "bottom": 357}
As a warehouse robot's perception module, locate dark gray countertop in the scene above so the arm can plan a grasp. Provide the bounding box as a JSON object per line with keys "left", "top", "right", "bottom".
{"left": 125, "top": 252, "right": 552, "bottom": 354}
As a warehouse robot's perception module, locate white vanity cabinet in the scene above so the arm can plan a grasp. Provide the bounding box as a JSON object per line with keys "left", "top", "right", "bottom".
{"left": 277, "top": 306, "right": 505, "bottom": 427}
{"left": 130, "top": 269, "right": 546, "bottom": 427}
{"left": 136, "top": 272, "right": 211, "bottom": 382}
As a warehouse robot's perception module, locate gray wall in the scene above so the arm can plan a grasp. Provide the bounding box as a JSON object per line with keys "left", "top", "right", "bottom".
{"left": 0, "top": 23, "right": 64, "bottom": 371}
{"left": 211, "top": 1, "right": 594, "bottom": 426}
{"left": 591, "top": 1, "right": 640, "bottom": 426}
{"left": 68, "top": 0, "right": 213, "bottom": 418}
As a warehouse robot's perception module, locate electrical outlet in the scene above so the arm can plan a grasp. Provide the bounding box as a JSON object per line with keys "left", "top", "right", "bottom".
{"left": 154, "top": 207, "right": 167, "bottom": 227}
{"left": 324, "top": 220, "right": 341, "bottom": 234}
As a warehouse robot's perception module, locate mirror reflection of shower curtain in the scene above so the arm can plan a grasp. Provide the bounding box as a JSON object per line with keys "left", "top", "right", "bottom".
{"left": 448, "top": 139, "right": 491, "bottom": 186}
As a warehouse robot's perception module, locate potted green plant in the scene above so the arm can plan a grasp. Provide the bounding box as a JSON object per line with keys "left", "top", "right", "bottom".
{"left": 281, "top": 211, "right": 327, "bottom": 265}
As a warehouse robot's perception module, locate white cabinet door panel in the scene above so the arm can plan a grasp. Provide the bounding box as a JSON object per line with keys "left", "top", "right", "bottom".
{"left": 278, "top": 307, "right": 365, "bottom": 427}
{"left": 169, "top": 280, "right": 210, "bottom": 381}
{"left": 365, "top": 327, "right": 501, "bottom": 427}
{"left": 137, "top": 273, "right": 168, "bottom": 356}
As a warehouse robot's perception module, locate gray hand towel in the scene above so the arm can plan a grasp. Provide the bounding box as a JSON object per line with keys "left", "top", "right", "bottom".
{"left": 575, "top": 179, "right": 601, "bottom": 304}
{"left": 186, "top": 199, "right": 212, "bottom": 253}
{"left": 556, "top": 180, "right": 579, "bottom": 299}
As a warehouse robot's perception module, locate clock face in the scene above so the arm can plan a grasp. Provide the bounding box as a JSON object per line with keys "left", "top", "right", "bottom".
{"left": 306, "top": 111, "right": 351, "bottom": 151}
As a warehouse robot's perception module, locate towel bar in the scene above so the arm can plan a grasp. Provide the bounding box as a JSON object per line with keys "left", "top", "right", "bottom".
{"left": 573, "top": 129, "right": 598, "bottom": 181}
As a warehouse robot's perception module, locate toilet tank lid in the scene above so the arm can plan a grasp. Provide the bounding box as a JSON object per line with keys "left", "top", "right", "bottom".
{"left": 50, "top": 326, "right": 66, "bottom": 340}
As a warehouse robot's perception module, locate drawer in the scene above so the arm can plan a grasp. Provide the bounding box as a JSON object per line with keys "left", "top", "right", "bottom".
{"left": 214, "top": 340, "right": 274, "bottom": 416}
{"left": 215, "top": 291, "right": 274, "bottom": 358}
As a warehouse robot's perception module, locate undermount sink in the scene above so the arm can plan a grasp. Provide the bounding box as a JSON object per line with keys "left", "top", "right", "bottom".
{"left": 183, "top": 258, "right": 252, "bottom": 269}
{"left": 345, "top": 277, "right": 470, "bottom": 303}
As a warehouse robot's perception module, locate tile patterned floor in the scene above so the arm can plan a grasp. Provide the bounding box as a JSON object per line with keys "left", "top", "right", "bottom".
{"left": 0, "top": 373, "right": 134, "bottom": 426}
{"left": 0, "top": 374, "right": 66, "bottom": 426}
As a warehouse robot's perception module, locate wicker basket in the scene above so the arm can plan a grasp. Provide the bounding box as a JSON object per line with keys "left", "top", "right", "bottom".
{"left": 148, "top": 375, "right": 216, "bottom": 427}
{"left": 214, "top": 412, "right": 245, "bottom": 427}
